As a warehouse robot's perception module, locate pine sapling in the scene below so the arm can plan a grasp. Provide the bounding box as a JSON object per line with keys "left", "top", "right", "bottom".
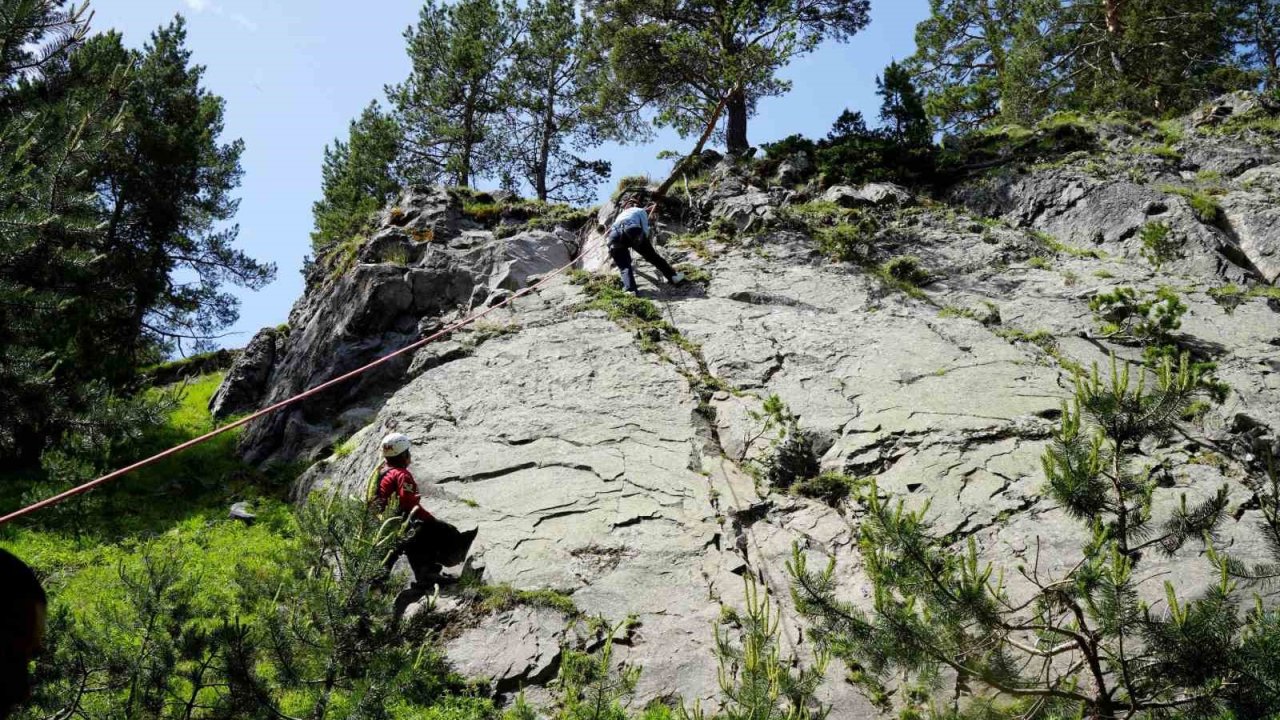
{"left": 790, "top": 355, "right": 1267, "bottom": 719}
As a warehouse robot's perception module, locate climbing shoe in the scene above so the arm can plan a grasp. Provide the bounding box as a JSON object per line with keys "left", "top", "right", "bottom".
{"left": 670, "top": 272, "right": 686, "bottom": 285}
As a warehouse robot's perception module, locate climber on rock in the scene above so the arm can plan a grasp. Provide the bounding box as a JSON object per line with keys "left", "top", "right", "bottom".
{"left": 607, "top": 197, "right": 684, "bottom": 295}
{"left": 371, "top": 432, "right": 477, "bottom": 595}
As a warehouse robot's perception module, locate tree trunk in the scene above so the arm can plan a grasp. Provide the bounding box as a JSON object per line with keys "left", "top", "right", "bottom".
{"left": 725, "top": 89, "right": 749, "bottom": 156}
{"left": 1104, "top": 0, "right": 1126, "bottom": 73}
{"left": 535, "top": 70, "right": 556, "bottom": 202}
{"left": 459, "top": 88, "right": 477, "bottom": 188}
{"left": 1104, "top": 0, "right": 1124, "bottom": 36}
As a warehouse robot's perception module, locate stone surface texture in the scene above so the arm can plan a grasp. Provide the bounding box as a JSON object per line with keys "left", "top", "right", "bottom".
{"left": 221, "top": 97, "right": 1280, "bottom": 715}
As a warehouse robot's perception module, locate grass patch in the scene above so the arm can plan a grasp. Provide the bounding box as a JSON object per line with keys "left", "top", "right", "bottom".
{"left": 1161, "top": 185, "right": 1223, "bottom": 224}
{"left": 332, "top": 434, "right": 360, "bottom": 459}
{"left": 464, "top": 320, "right": 521, "bottom": 347}
{"left": 876, "top": 256, "right": 931, "bottom": 299}
{"left": 1208, "top": 283, "right": 1280, "bottom": 313}
{"left": 475, "top": 583, "right": 578, "bottom": 616}
{"left": 939, "top": 306, "right": 975, "bottom": 320}
{"left": 1033, "top": 230, "right": 1105, "bottom": 259}
{"left": 671, "top": 218, "right": 736, "bottom": 260}
{"left": 1156, "top": 119, "right": 1185, "bottom": 144}
{"left": 1027, "top": 256, "right": 1052, "bottom": 270}
{"left": 461, "top": 200, "right": 503, "bottom": 224}
{"left": 816, "top": 213, "right": 878, "bottom": 263}
{"left": 613, "top": 175, "right": 652, "bottom": 199}
{"left": 570, "top": 270, "right": 677, "bottom": 353}
{"left": 675, "top": 263, "right": 711, "bottom": 284}
{"left": 1148, "top": 144, "right": 1183, "bottom": 162}
{"left": 1139, "top": 222, "right": 1178, "bottom": 268}
{"left": 323, "top": 234, "right": 368, "bottom": 279}
{"left": 381, "top": 245, "right": 410, "bottom": 265}
{"left": 793, "top": 472, "right": 863, "bottom": 507}
{"left": 995, "top": 327, "right": 1058, "bottom": 353}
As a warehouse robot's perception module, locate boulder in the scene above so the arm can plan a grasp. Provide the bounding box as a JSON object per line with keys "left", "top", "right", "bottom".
{"left": 775, "top": 153, "right": 813, "bottom": 186}
{"left": 821, "top": 182, "right": 913, "bottom": 208}
{"left": 231, "top": 189, "right": 580, "bottom": 465}
{"left": 209, "top": 327, "right": 283, "bottom": 419}
{"left": 711, "top": 188, "right": 777, "bottom": 231}
{"left": 446, "top": 606, "right": 570, "bottom": 695}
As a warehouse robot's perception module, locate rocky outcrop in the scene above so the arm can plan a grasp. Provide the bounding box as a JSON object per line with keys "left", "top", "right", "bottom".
{"left": 209, "top": 328, "right": 282, "bottom": 419}
{"left": 229, "top": 96, "right": 1280, "bottom": 714}
{"left": 218, "top": 188, "right": 583, "bottom": 464}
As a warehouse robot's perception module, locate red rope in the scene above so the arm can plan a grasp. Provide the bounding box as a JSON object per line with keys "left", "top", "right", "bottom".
{"left": 0, "top": 235, "right": 602, "bottom": 526}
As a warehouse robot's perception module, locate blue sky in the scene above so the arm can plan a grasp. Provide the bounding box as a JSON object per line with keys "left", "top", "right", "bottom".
{"left": 92, "top": 0, "right": 930, "bottom": 350}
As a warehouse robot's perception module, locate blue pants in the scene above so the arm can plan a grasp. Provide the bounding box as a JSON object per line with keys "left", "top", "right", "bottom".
{"left": 609, "top": 226, "right": 677, "bottom": 292}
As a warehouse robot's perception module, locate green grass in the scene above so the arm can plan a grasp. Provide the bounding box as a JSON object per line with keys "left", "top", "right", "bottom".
{"left": 1033, "top": 230, "right": 1106, "bottom": 259}
{"left": 323, "top": 233, "right": 368, "bottom": 279}
{"left": 1208, "top": 283, "right": 1280, "bottom": 312}
{"left": 613, "top": 175, "right": 652, "bottom": 199}
{"left": 1155, "top": 119, "right": 1186, "bottom": 144}
{"left": 461, "top": 200, "right": 503, "bottom": 224}
{"left": 141, "top": 349, "right": 236, "bottom": 381}
{"left": 874, "top": 256, "right": 931, "bottom": 299}
{"left": 332, "top": 434, "right": 361, "bottom": 458}
{"left": 675, "top": 263, "right": 712, "bottom": 284}
{"left": 1, "top": 371, "right": 304, "bottom": 643}
{"left": 1027, "top": 256, "right": 1052, "bottom": 270}
{"left": 995, "top": 327, "right": 1058, "bottom": 353}
{"left": 939, "top": 306, "right": 976, "bottom": 320}
{"left": 1160, "top": 185, "right": 1223, "bottom": 224}
{"left": 475, "top": 583, "right": 578, "bottom": 616}
{"left": 1, "top": 373, "right": 303, "bottom": 545}
{"left": 793, "top": 472, "right": 864, "bottom": 507}
{"left": 1201, "top": 113, "right": 1280, "bottom": 138}
{"left": 381, "top": 245, "right": 410, "bottom": 265}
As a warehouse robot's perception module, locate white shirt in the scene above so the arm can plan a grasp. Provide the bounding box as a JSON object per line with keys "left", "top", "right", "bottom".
{"left": 611, "top": 207, "right": 651, "bottom": 238}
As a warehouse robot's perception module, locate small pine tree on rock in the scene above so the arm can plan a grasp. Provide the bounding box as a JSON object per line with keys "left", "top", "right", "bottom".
{"left": 790, "top": 355, "right": 1280, "bottom": 719}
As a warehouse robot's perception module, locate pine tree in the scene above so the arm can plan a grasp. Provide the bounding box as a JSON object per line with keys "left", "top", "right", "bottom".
{"left": 1060, "top": 0, "right": 1249, "bottom": 116}
{"left": 683, "top": 579, "right": 828, "bottom": 720}
{"left": 1230, "top": 0, "right": 1280, "bottom": 91}
{"left": 0, "top": 10, "right": 275, "bottom": 466}
{"left": 311, "top": 101, "right": 402, "bottom": 254}
{"left": 496, "top": 0, "right": 615, "bottom": 204}
{"left": 0, "top": 0, "right": 137, "bottom": 460}
{"left": 877, "top": 61, "right": 931, "bottom": 147}
{"left": 224, "top": 493, "right": 447, "bottom": 719}
{"left": 83, "top": 19, "right": 275, "bottom": 355}
{"left": 790, "top": 355, "right": 1280, "bottom": 719}
{"left": 390, "top": 0, "right": 516, "bottom": 188}
{"left": 588, "top": 0, "right": 872, "bottom": 156}
{"left": 553, "top": 629, "right": 642, "bottom": 720}
{"left": 909, "top": 0, "right": 1057, "bottom": 132}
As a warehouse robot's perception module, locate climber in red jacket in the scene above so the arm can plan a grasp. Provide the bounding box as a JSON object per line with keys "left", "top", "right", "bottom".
{"left": 372, "top": 432, "right": 476, "bottom": 592}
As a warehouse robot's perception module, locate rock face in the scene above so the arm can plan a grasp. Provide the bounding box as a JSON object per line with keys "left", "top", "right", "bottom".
{"left": 218, "top": 188, "right": 583, "bottom": 464}
{"left": 228, "top": 97, "right": 1280, "bottom": 715}
{"left": 209, "top": 328, "right": 281, "bottom": 419}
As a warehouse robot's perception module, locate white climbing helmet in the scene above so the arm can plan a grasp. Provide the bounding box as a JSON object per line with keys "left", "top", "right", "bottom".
{"left": 381, "top": 432, "right": 412, "bottom": 458}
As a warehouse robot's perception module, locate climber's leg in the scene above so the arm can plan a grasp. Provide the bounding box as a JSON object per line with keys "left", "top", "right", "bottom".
{"left": 632, "top": 234, "right": 678, "bottom": 282}
{"left": 399, "top": 521, "right": 443, "bottom": 588}
{"left": 609, "top": 238, "right": 638, "bottom": 293}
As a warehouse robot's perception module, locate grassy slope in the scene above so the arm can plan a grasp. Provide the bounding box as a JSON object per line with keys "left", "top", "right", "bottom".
{"left": 0, "top": 373, "right": 299, "bottom": 636}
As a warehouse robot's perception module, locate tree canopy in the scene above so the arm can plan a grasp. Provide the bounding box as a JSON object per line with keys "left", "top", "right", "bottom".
{"left": 588, "top": 0, "right": 872, "bottom": 155}
{"left": 0, "top": 4, "right": 272, "bottom": 467}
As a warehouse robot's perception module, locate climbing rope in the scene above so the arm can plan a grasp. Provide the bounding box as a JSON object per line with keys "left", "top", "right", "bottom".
{"left": 0, "top": 232, "right": 605, "bottom": 526}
